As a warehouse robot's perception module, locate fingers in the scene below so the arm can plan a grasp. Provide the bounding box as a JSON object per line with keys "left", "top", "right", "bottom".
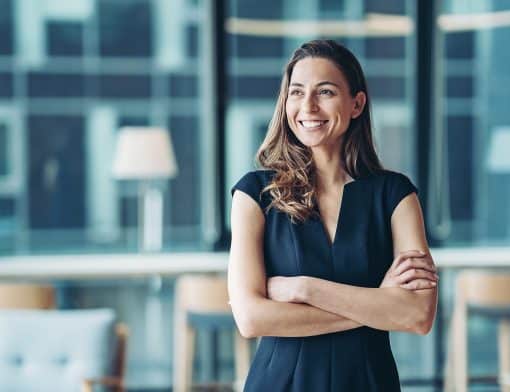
{"left": 395, "top": 268, "right": 439, "bottom": 285}
{"left": 400, "top": 278, "right": 437, "bottom": 290}
{"left": 391, "top": 250, "right": 427, "bottom": 268}
{"left": 393, "top": 257, "right": 437, "bottom": 276}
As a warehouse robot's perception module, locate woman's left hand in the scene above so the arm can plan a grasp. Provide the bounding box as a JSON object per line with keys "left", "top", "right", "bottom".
{"left": 267, "top": 276, "right": 305, "bottom": 303}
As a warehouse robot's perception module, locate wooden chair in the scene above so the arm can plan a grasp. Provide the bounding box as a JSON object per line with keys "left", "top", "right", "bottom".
{"left": 0, "top": 284, "right": 55, "bottom": 309}
{"left": 445, "top": 271, "right": 510, "bottom": 392}
{"left": 82, "top": 323, "right": 129, "bottom": 392}
{"left": 173, "top": 275, "right": 251, "bottom": 392}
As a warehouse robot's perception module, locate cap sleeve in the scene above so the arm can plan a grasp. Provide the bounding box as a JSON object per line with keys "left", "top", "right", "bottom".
{"left": 384, "top": 171, "right": 419, "bottom": 218}
{"left": 230, "top": 171, "right": 271, "bottom": 212}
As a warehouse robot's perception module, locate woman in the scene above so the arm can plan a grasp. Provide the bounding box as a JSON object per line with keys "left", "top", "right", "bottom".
{"left": 229, "top": 40, "right": 438, "bottom": 391}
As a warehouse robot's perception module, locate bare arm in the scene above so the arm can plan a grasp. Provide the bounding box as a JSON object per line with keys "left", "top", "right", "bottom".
{"left": 289, "top": 193, "right": 438, "bottom": 334}
{"left": 228, "top": 190, "right": 361, "bottom": 338}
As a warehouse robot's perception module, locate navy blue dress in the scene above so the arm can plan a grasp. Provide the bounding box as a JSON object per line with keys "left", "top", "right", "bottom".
{"left": 231, "top": 169, "right": 418, "bottom": 392}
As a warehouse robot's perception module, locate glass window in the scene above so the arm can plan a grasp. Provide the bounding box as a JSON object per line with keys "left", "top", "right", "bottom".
{"left": 0, "top": 0, "right": 13, "bottom": 55}
{"left": 230, "top": 76, "right": 281, "bottom": 99}
{"left": 233, "top": 36, "right": 285, "bottom": 58}
{"left": 28, "top": 73, "right": 85, "bottom": 98}
{"left": 431, "top": 1, "right": 510, "bottom": 246}
{"left": 98, "top": 74, "right": 152, "bottom": 99}
{"left": 186, "top": 25, "right": 199, "bottom": 58}
{"left": 365, "top": 37, "right": 406, "bottom": 58}
{"left": 168, "top": 116, "right": 200, "bottom": 227}
{"left": 27, "top": 115, "right": 86, "bottom": 232}
{"left": 99, "top": 0, "right": 153, "bottom": 57}
{"left": 0, "top": 0, "right": 214, "bottom": 256}
{"left": 168, "top": 74, "right": 198, "bottom": 98}
{"left": 434, "top": 1, "right": 510, "bottom": 383}
{"left": 0, "top": 73, "right": 13, "bottom": 97}
{"left": 0, "top": 123, "right": 7, "bottom": 176}
{"left": 47, "top": 21, "right": 84, "bottom": 56}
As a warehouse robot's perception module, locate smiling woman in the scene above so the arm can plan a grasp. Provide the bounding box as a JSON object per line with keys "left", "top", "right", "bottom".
{"left": 286, "top": 58, "right": 366, "bottom": 149}
{"left": 228, "top": 40, "right": 438, "bottom": 392}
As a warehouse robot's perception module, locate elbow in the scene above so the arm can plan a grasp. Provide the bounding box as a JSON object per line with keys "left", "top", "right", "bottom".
{"left": 235, "top": 315, "right": 258, "bottom": 338}
{"left": 411, "top": 304, "right": 436, "bottom": 335}
{"left": 231, "top": 300, "right": 262, "bottom": 338}
{"left": 413, "top": 318, "right": 434, "bottom": 335}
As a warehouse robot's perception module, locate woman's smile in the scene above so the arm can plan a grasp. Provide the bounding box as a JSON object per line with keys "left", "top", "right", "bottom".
{"left": 299, "top": 120, "right": 329, "bottom": 130}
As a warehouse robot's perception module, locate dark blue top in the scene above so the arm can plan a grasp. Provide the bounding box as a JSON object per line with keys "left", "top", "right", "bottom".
{"left": 231, "top": 169, "right": 418, "bottom": 392}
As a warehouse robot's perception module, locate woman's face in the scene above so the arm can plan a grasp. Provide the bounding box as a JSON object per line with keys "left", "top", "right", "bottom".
{"left": 285, "top": 57, "right": 365, "bottom": 149}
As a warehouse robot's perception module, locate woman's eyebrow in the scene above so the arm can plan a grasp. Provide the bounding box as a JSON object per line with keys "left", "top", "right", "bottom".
{"left": 289, "top": 81, "right": 340, "bottom": 88}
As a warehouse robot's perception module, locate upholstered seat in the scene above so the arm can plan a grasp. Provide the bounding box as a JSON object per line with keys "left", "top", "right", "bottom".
{"left": 0, "top": 308, "right": 127, "bottom": 392}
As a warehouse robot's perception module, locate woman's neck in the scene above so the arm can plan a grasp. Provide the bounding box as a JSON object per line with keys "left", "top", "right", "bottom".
{"left": 312, "top": 149, "right": 352, "bottom": 191}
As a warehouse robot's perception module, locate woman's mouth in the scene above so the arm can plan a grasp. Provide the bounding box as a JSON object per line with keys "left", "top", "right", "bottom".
{"left": 299, "top": 120, "right": 328, "bottom": 130}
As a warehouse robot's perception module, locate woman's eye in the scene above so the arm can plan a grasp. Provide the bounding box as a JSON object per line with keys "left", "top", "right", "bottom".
{"left": 289, "top": 89, "right": 303, "bottom": 96}
{"left": 319, "top": 89, "right": 334, "bottom": 96}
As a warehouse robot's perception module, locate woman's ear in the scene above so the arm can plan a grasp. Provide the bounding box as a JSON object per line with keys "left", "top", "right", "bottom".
{"left": 351, "top": 91, "right": 366, "bottom": 119}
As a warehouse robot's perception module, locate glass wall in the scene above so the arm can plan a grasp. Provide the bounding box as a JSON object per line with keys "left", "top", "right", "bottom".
{"left": 0, "top": 0, "right": 218, "bottom": 255}
{"left": 430, "top": 0, "right": 510, "bottom": 247}
{"left": 436, "top": 0, "right": 510, "bottom": 388}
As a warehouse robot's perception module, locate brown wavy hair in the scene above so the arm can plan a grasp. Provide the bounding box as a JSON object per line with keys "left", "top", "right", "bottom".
{"left": 256, "top": 39, "right": 383, "bottom": 223}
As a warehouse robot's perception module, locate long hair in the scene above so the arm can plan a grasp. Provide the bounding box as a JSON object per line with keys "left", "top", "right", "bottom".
{"left": 256, "top": 39, "right": 383, "bottom": 223}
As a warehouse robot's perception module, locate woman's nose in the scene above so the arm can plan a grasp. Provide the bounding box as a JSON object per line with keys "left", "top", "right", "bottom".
{"left": 301, "top": 94, "right": 319, "bottom": 112}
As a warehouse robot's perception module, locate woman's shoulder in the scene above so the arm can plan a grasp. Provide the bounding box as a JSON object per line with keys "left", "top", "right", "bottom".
{"left": 230, "top": 169, "right": 276, "bottom": 211}
{"left": 360, "top": 169, "right": 417, "bottom": 191}
{"left": 231, "top": 169, "right": 276, "bottom": 191}
{"left": 362, "top": 169, "right": 418, "bottom": 217}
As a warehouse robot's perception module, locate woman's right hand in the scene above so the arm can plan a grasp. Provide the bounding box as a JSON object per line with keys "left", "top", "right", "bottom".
{"left": 380, "top": 250, "right": 438, "bottom": 290}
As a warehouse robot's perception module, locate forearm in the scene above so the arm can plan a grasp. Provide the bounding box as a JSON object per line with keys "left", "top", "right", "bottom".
{"left": 232, "top": 296, "right": 361, "bottom": 338}
{"left": 302, "top": 277, "right": 436, "bottom": 334}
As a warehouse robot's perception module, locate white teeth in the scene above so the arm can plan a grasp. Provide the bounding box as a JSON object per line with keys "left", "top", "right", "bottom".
{"left": 301, "top": 120, "right": 326, "bottom": 128}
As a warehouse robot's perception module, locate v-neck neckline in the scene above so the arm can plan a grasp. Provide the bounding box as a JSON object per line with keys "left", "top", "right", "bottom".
{"left": 315, "top": 180, "right": 356, "bottom": 248}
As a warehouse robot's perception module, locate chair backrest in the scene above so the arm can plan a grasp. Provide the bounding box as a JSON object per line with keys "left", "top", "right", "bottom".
{"left": 457, "top": 271, "right": 510, "bottom": 306}
{"left": 0, "top": 308, "right": 117, "bottom": 392}
{"left": 176, "top": 275, "right": 230, "bottom": 313}
{"left": 0, "top": 284, "right": 55, "bottom": 309}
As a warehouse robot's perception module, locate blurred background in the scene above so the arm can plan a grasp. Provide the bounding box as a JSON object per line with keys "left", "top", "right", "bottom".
{"left": 0, "top": 0, "right": 509, "bottom": 391}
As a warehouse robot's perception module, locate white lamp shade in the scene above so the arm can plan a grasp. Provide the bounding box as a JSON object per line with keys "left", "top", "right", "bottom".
{"left": 487, "top": 127, "right": 510, "bottom": 173}
{"left": 112, "top": 127, "right": 178, "bottom": 179}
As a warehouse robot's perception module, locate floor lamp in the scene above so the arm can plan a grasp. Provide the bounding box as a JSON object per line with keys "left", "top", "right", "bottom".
{"left": 112, "top": 127, "right": 178, "bottom": 252}
{"left": 112, "top": 127, "right": 178, "bottom": 366}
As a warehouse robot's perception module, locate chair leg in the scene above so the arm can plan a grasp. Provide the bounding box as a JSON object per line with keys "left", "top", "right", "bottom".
{"left": 81, "top": 380, "right": 92, "bottom": 392}
{"left": 173, "top": 307, "right": 185, "bottom": 392}
{"left": 499, "top": 319, "right": 510, "bottom": 392}
{"left": 234, "top": 332, "right": 250, "bottom": 391}
{"left": 453, "top": 305, "right": 468, "bottom": 392}
{"left": 443, "top": 316, "right": 455, "bottom": 392}
{"left": 174, "top": 306, "right": 196, "bottom": 392}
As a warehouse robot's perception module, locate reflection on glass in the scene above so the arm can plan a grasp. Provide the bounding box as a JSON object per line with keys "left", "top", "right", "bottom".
{"left": 0, "top": 0, "right": 213, "bottom": 254}
{"left": 434, "top": 3, "right": 510, "bottom": 245}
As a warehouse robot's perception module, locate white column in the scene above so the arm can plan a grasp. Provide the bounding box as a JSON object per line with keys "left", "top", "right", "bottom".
{"left": 86, "top": 106, "right": 120, "bottom": 244}
{"left": 15, "top": 0, "right": 46, "bottom": 67}
{"left": 199, "top": 0, "right": 220, "bottom": 245}
{"left": 154, "top": 0, "right": 187, "bottom": 70}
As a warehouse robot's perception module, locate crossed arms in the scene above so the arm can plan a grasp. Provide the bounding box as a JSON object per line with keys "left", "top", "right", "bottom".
{"left": 228, "top": 190, "right": 438, "bottom": 338}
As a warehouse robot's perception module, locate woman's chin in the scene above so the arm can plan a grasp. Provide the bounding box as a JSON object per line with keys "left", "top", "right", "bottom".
{"left": 297, "top": 135, "right": 326, "bottom": 148}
